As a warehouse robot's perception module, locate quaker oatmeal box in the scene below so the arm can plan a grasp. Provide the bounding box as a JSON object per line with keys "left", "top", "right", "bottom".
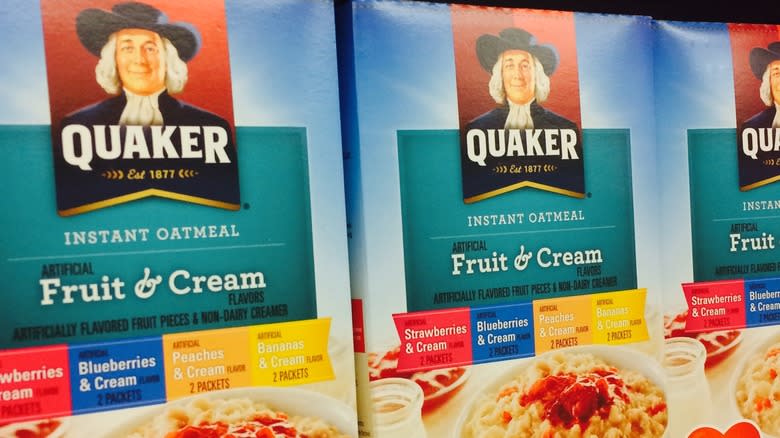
{"left": 655, "top": 20, "right": 780, "bottom": 437}
{"left": 337, "top": 1, "right": 665, "bottom": 436}
{"left": 0, "top": 1, "right": 356, "bottom": 437}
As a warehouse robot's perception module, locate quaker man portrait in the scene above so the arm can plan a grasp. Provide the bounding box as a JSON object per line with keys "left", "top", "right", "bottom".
{"left": 744, "top": 41, "right": 780, "bottom": 129}
{"left": 467, "top": 27, "right": 578, "bottom": 132}
{"left": 62, "top": 1, "right": 231, "bottom": 130}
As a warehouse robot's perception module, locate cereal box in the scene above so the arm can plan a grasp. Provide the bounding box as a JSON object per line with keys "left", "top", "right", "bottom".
{"left": 338, "top": 1, "right": 663, "bottom": 436}
{"left": 0, "top": 0, "right": 357, "bottom": 436}
{"left": 656, "top": 20, "right": 780, "bottom": 438}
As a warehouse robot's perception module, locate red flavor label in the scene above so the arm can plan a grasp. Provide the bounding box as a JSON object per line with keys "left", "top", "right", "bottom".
{"left": 682, "top": 280, "right": 746, "bottom": 333}
{"left": 0, "top": 345, "right": 71, "bottom": 422}
{"left": 392, "top": 308, "right": 472, "bottom": 373}
{"left": 352, "top": 299, "right": 366, "bottom": 354}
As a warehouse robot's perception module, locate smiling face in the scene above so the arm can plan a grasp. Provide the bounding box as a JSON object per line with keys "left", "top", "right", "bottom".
{"left": 771, "top": 60, "right": 780, "bottom": 105}
{"left": 501, "top": 49, "right": 535, "bottom": 105}
{"left": 115, "top": 28, "right": 166, "bottom": 96}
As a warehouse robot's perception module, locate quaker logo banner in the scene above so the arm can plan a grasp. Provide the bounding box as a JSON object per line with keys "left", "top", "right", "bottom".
{"left": 41, "top": 0, "right": 239, "bottom": 216}
{"left": 452, "top": 6, "right": 584, "bottom": 203}
{"left": 730, "top": 24, "right": 780, "bottom": 191}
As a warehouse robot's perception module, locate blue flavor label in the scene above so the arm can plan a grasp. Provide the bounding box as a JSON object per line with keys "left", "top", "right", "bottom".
{"left": 68, "top": 337, "right": 165, "bottom": 414}
{"left": 470, "top": 303, "right": 535, "bottom": 364}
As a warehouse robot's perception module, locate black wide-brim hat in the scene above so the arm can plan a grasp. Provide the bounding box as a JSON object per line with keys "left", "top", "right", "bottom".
{"left": 750, "top": 42, "right": 780, "bottom": 79}
{"left": 476, "top": 28, "right": 558, "bottom": 76}
{"left": 76, "top": 1, "right": 201, "bottom": 62}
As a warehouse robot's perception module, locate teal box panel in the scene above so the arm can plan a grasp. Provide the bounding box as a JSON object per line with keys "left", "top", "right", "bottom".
{"left": 689, "top": 129, "right": 780, "bottom": 282}
{"left": 0, "top": 126, "right": 315, "bottom": 348}
{"left": 398, "top": 129, "right": 637, "bottom": 312}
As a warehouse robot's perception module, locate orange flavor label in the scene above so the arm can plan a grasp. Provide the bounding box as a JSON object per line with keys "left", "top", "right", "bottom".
{"left": 533, "top": 295, "right": 592, "bottom": 354}
{"left": 162, "top": 327, "right": 251, "bottom": 400}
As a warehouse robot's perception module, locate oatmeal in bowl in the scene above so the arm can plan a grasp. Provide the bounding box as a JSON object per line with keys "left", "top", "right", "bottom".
{"left": 457, "top": 346, "right": 668, "bottom": 437}
{"left": 733, "top": 337, "right": 780, "bottom": 437}
{"left": 107, "top": 387, "right": 357, "bottom": 438}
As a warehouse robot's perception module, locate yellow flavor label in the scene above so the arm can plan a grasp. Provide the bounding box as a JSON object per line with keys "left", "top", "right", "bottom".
{"left": 534, "top": 295, "right": 592, "bottom": 354}
{"left": 591, "top": 289, "right": 648, "bottom": 345}
{"left": 249, "top": 318, "right": 334, "bottom": 386}
{"left": 162, "top": 326, "right": 252, "bottom": 400}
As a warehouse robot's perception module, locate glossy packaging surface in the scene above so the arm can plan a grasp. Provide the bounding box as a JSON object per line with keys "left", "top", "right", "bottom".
{"left": 0, "top": 1, "right": 357, "bottom": 436}
{"left": 656, "top": 20, "right": 780, "bottom": 437}
{"left": 338, "top": 1, "right": 662, "bottom": 436}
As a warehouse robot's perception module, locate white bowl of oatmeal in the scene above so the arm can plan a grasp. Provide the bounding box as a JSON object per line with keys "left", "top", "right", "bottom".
{"left": 455, "top": 345, "right": 668, "bottom": 437}
{"left": 105, "top": 386, "right": 357, "bottom": 438}
{"left": 731, "top": 334, "right": 780, "bottom": 437}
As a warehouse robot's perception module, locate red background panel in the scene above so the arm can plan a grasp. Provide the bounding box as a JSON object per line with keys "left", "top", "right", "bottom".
{"left": 729, "top": 23, "right": 780, "bottom": 127}
{"left": 452, "top": 5, "right": 581, "bottom": 129}
{"left": 40, "top": 0, "right": 234, "bottom": 129}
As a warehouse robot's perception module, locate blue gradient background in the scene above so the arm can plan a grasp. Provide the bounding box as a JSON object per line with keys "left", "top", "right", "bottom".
{"left": 340, "top": 2, "right": 660, "bottom": 346}
{"left": 654, "top": 21, "right": 735, "bottom": 310}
